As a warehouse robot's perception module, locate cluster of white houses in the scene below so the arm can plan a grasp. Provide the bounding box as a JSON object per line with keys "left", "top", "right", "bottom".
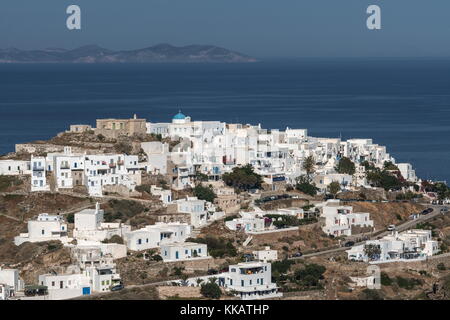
{"left": 347, "top": 229, "right": 439, "bottom": 264}
{"left": 141, "top": 111, "right": 418, "bottom": 191}
{"left": 224, "top": 200, "right": 374, "bottom": 237}
{"left": 1, "top": 111, "right": 419, "bottom": 197}
{"left": 6, "top": 202, "right": 213, "bottom": 300}
{"left": 0, "top": 111, "right": 430, "bottom": 301}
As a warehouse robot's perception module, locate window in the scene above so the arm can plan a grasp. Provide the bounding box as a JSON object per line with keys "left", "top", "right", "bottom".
{"left": 241, "top": 280, "right": 244, "bottom": 286}
{"left": 41, "top": 229, "right": 45, "bottom": 235}
{"left": 51, "top": 281, "right": 55, "bottom": 287}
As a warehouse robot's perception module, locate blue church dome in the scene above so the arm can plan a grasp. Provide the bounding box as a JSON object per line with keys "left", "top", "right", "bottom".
{"left": 173, "top": 110, "right": 186, "bottom": 120}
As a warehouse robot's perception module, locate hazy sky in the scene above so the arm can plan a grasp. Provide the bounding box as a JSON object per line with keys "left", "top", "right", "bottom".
{"left": 1, "top": 0, "right": 450, "bottom": 58}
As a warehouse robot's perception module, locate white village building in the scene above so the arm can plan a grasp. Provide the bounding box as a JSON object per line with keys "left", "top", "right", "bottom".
{"left": 253, "top": 247, "right": 278, "bottom": 262}
{"left": 217, "top": 262, "right": 282, "bottom": 300}
{"left": 73, "top": 203, "right": 131, "bottom": 242}
{"left": 160, "top": 242, "right": 209, "bottom": 262}
{"left": 124, "top": 222, "right": 191, "bottom": 251}
{"left": 14, "top": 213, "right": 71, "bottom": 246}
{"left": 320, "top": 200, "right": 374, "bottom": 237}
{"left": 347, "top": 229, "right": 439, "bottom": 264}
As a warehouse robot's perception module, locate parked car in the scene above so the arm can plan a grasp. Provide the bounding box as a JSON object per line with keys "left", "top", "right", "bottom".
{"left": 441, "top": 208, "right": 448, "bottom": 213}
{"left": 387, "top": 225, "right": 396, "bottom": 231}
{"left": 344, "top": 241, "right": 355, "bottom": 247}
{"left": 293, "top": 252, "right": 303, "bottom": 257}
{"left": 110, "top": 284, "right": 124, "bottom": 291}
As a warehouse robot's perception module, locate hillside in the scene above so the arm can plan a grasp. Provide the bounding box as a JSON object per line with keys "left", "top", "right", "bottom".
{"left": 0, "top": 44, "right": 257, "bottom": 63}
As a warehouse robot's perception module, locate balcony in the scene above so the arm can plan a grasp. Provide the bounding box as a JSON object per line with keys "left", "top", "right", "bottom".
{"left": 109, "top": 163, "right": 116, "bottom": 168}
{"left": 32, "top": 166, "right": 44, "bottom": 171}
{"left": 117, "top": 160, "right": 124, "bottom": 165}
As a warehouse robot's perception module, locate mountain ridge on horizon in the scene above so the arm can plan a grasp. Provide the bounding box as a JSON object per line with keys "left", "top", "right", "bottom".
{"left": 0, "top": 43, "right": 258, "bottom": 63}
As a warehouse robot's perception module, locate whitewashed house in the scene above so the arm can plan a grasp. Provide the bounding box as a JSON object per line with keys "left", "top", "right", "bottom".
{"left": 141, "top": 141, "right": 170, "bottom": 175}
{"left": 124, "top": 222, "right": 191, "bottom": 251}
{"left": 14, "top": 213, "right": 71, "bottom": 245}
{"left": 0, "top": 268, "right": 24, "bottom": 297}
{"left": 38, "top": 263, "right": 121, "bottom": 299}
{"left": 73, "top": 203, "right": 131, "bottom": 242}
{"left": 347, "top": 229, "right": 439, "bottom": 264}
{"left": 84, "top": 154, "right": 141, "bottom": 197}
{"left": 253, "top": 247, "right": 278, "bottom": 262}
{"left": 0, "top": 160, "right": 30, "bottom": 175}
{"left": 160, "top": 242, "right": 208, "bottom": 262}
{"left": 320, "top": 200, "right": 373, "bottom": 237}
{"left": 217, "top": 262, "right": 282, "bottom": 300}
{"left": 175, "top": 196, "right": 208, "bottom": 228}
{"left": 30, "top": 156, "right": 50, "bottom": 192}
{"left": 225, "top": 212, "right": 266, "bottom": 233}
{"left": 150, "top": 185, "right": 172, "bottom": 204}
{"left": 397, "top": 163, "right": 418, "bottom": 183}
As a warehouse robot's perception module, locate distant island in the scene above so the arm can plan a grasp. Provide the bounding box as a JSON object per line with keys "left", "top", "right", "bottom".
{"left": 0, "top": 44, "right": 258, "bottom": 63}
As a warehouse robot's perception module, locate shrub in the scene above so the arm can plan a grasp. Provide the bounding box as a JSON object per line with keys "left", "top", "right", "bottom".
{"left": 114, "top": 141, "right": 132, "bottom": 154}
{"left": 360, "top": 289, "right": 383, "bottom": 300}
{"left": 193, "top": 184, "right": 216, "bottom": 203}
{"left": 395, "top": 276, "right": 422, "bottom": 290}
{"left": 295, "top": 175, "right": 318, "bottom": 196}
{"left": 200, "top": 282, "right": 222, "bottom": 299}
{"left": 222, "top": 164, "right": 262, "bottom": 191}
{"left": 437, "top": 263, "right": 446, "bottom": 271}
{"left": 294, "top": 264, "right": 326, "bottom": 288}
{"left": 66, "top": 212, "right": 74, "bottom": 224}
{"left": 102, "top": 235, "right": 124, "bottom": 245}
{"left": 135, "top": 184, "right": 152, "bottom": 194}
{"left": 335, "top": 157, "right": 356, "bottom": 175}
{"left": 380, "top": 272, "right": 393, "bottom": 286}
{"left": 272, "top": 259, "right": 294, "bottom": 275}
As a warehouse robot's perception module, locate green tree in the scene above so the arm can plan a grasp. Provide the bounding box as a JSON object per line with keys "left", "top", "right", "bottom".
{"left": 434, "top": 182, "right": 450, "bottom": 201}
{"left": 101, "top": 235, "right": 124, "bottom": 244}
{"left": 200, "top": 282, "right": 222, "bottom": 299}
{"left": 328, "top": 181, "right": 341, "bottom": 198}
{"left": 194, "top": 172, "right": 209, "bottom": 183}
{"left": 295, "top": 175, "right": 318, "bottom": 196}
{"left": 302, "top": 155, "right": 316, "bottom": 177}
{"left": 335, "top": 157, "right": 356, "bottom": 175}
{"left": 294, "top": 264, "right": 326, "bottom": 288}
{"left": 193, "top": 184, "right": 216, "bottom": 203}
{"left": 222, "top": 164, "right": 262, "bottom": 191}
{"left": 383, "top": 161, "right": 399, "bottom": 171}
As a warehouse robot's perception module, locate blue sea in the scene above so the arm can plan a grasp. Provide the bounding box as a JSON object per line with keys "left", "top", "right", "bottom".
{"left": 0, "top": 60, "right": 449, "bottom": 183}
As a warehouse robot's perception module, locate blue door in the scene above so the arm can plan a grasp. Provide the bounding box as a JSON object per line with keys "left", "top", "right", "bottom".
{"left": 82, "top": 287, "right": 91, "bottom": 295}
{"left": 175, "top": 251, "right": 179, "bottom": 259}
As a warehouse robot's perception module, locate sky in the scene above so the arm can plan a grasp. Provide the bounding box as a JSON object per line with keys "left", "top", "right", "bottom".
{"left": 1, "top": 0, "right": 450, "bottom": 58}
